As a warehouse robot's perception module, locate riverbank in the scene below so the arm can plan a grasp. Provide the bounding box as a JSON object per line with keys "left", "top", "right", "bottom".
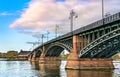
{"left": 0, "top": 58, "right": 27, "bottom": 61}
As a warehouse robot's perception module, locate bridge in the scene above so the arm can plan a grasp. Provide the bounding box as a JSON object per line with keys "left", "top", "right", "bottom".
{"left": 28, "top": 11, "right": 120, "bottom": 69}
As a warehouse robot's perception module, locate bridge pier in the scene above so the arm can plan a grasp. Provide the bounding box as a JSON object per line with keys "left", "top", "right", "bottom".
{"left": 28, "top": 54, "right": 32, "bottom": 61}
{"left": 31, "top": 51, "right": 36, "bottom": 61}
{"left": 66, "top": 58, "right": 114, "bottom": 69}
{"left": 66, "top": 35, "right": 80, "bottom": 69}
{"left": 39, "top": 46, "right": 45, "bottom": 63}
{"left": 66, "top": 35, "right": 114, "bottom": 69}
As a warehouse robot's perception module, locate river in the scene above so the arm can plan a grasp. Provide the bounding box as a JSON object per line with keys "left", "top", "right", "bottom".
{"left": 0, "top": 59, "right": 120, "bottom": 77}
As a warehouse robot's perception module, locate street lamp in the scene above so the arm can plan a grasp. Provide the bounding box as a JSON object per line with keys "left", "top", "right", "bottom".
{"left": 55, "top": 24, "right": 59, "bottom": 38}
{"left": 102, "top": 0, "right": 104, "bottom": 25}
{"left": 46, "top": 31, "right": 49, "bottom": 41}
{"left": 69, "top": 9, "right": 78, "bottom": 35}
{"left": 102, "top": 0, "right": 104, "bottom": 19}
{"left": 41, "top": 34, "right": 44, "bottom": 44}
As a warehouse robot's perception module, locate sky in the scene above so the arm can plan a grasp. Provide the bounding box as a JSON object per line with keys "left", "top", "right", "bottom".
{"left": 0, "top": 0, "right": 120, "bottom": 52}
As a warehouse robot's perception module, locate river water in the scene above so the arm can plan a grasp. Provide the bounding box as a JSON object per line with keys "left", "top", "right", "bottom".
{"left": 0, "top": 60, "right": 120, "bottom": 77}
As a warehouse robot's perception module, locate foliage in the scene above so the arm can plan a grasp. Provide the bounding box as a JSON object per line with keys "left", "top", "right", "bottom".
{"left": 6, "top": 51, "right": 18, "bottom": 58}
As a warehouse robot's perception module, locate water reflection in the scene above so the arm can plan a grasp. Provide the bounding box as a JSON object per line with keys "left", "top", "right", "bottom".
{"left": 40, "top": 63, "right": 60, "bottom": 77}
{"left": 37, "top": 62, "right": 113, "bottom": 77}
{"left": 0, "top": 61, "right": 41, "bottom": 77}
{"left": 113, "top": 69, "right": 120, "bottom": 77}
{"left": 0, "top": 60, "right": 120, "bottom": 77}
{"left": 66, "top": 69, "right": 113, "bottom": 77}
{"left": 60, "top": 68, "right": 67, "bottom": 77}
{"left": 113, "top": 59, "right": 120, "bottom": 69}
{"left": 60, "top": 60, "right": 67, "bottom": 69}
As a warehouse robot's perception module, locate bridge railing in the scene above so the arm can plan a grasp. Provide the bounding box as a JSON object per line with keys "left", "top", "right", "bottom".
{"left": 79, "top": 28, "right": 120, "bottom": 57}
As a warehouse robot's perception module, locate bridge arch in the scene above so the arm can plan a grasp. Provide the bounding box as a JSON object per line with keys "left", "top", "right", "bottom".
{"left": 35, "top": 48, "right": 42, "bottom": 58}
{"left": 44, "top": 42, "right": 71, "bottom": 57}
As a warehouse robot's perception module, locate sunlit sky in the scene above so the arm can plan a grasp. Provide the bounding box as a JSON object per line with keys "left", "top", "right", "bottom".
{"left": 0, "top": 0, "right": 120, "bottom": 52}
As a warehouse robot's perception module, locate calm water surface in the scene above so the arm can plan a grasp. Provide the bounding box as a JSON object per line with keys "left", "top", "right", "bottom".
{"left": 0, "top": 60, "right": 120, "bottom": 77}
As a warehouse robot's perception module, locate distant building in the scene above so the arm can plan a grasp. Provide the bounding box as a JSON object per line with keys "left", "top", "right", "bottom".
{"left": 18, "top": 50, "right": 31, "bottom": 59}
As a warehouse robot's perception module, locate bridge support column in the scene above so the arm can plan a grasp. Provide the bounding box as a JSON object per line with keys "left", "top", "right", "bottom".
{"left": 31, "top": 51, "right": 36, "bottom": 61}
{"left": 39, "top": 46, "right": 45, "bottom": 63}
{"left": 66, "top": 35, "right": 80, "bottom": 69}
{"left": 28, "top": 54, "right": 32, "bottom": 61}
{"left": 66, "top": 35, "right": 114, "bottom": 69}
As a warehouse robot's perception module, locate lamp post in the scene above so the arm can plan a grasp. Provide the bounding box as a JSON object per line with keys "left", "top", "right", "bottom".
{"left": 69, "top": 9, "right": 78, "bottom": 35}
{"left": 55, "top": 24, "right": 59, "bottom": 38}
{"left": 41, "top": 34, "right": 44, "bottom": 44}
{"left": 47, "top": 31, "right": 49, "bottom": 41}
{"left": 102, "top": 0, "right": 104, "bottom": 18}
{"left": 102, "top": 0, "right": 104, "bottom": 25}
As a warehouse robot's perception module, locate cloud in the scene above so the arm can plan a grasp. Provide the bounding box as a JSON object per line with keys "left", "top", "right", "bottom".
{"left": 0, "top": 12, "right": 13, "bottom": 16}
{"left": 9, "top": 0, "right": 120, "bottom": 35}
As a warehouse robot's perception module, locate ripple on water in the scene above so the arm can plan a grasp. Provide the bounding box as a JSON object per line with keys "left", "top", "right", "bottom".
{"left": 0, "top": 61, "right": 41, "bottom": 77}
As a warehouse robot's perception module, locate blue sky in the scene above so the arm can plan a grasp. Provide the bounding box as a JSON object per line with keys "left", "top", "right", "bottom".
{"left": 0, "top": 0, "right": 120, "bottom": 52}
{"left": 0, "top": 0, "right": 33, "bottom": 52}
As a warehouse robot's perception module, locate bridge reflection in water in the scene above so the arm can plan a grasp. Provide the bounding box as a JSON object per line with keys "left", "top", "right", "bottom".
{"left": 30, "top": 61, "right": 120, "bottom": 77}
{"left": 0, "top": 60, "right": 119, "bottom": 77}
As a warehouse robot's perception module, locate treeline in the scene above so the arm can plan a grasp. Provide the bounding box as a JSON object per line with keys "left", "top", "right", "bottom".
{"left": 0, "top": 50, "right": 18, "bottom": 58}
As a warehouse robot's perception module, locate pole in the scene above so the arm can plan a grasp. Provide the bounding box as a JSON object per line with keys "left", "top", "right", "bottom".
{"left": 47, "top": 31, "right": 49, "bottom": 41}
{"left": 55, "top": 24, "right": 59, "bottom": 38}
{"left": 70, "top": 10, "right": 74, "bottom": 34}
{"left": 41, "top": 34, "right": 44, "bottom": 44}
{"left": 102, "top": 0, "right": 104, "bottom": 25}
{"left": 69, "top": 10, "right": 78, "bottom": 35}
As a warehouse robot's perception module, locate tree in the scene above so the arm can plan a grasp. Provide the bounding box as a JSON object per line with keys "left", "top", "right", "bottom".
{"left": 6, "top": 50, "right": 18, "bottom": 58}
{"left": 0, "top": 52, "right": 2, "bottom": 57}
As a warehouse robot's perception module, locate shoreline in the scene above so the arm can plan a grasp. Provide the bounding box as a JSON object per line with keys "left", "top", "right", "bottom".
{"left": 0, "top": 58, "right": 27, "bottom": 61}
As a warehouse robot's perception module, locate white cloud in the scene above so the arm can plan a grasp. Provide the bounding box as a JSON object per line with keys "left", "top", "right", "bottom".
{"left": 9, "top": 0, "right": 120, "bottom": 35}
{"left": 0, "top": 12, "right": 12, "bottom": 16}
